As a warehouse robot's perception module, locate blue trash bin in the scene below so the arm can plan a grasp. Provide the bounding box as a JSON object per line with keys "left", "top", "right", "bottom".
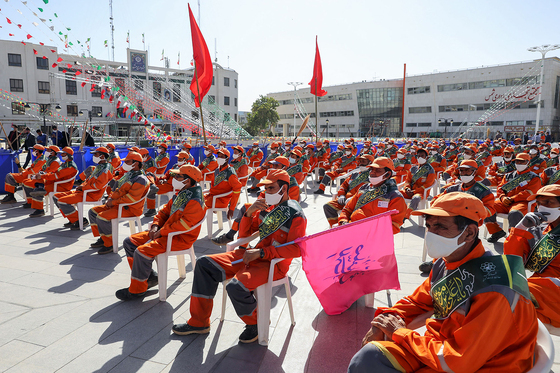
{"left": 0, "top": 149, "right": 21, "bottom": 194}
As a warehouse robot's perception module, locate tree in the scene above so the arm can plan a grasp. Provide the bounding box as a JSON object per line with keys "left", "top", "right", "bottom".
{"left": 244, "top": 95, "right": 279, "bottom": 136}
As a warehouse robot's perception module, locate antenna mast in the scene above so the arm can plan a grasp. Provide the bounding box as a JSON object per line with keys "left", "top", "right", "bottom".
{"left": 109, "top": 0, "right": 115, "bottom": 61}
{"left": 198, "top": 0, "right": 201, "bottom": 26}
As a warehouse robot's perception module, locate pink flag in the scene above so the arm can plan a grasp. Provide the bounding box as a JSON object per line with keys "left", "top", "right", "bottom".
{"left": 297, "top": 211, "right": 400, "bottom": 315}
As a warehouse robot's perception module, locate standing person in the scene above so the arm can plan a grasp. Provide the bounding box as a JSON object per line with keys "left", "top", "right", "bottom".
{"left": 523, "top": 132, "right": 529, "bottom": 144}
{"left": 172, "top": 170, "right": 307, "bottom": 344}
{"left": 36, "top": 129, "right": 47, "bottom": 146}
{"left": 50, "top": 125, "right": 62, "bottom": 147}
{"left": 8, "top": 124, "right": 20, "bottom": 151}
{"left": 22, "top": 127, "right": 36, "bottom": 169}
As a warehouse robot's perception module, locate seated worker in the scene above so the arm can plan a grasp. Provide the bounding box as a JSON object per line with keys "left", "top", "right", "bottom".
{"left": 541, "top": 156, "right": 560, "bottom": 186}
{"left": 338, "top": 157, "right": 406, "bottom": 233}
{"left": 306, "top": 144, "right": 317, "bottom": 173}
{"left": 106, "top": 146, "right": 139, "bottom": 195}
{"left": 106, "top": 143, "right": 122, "bottom": 170}
{"left": 285, "top": 149, "right": 307, "bottom": 186}
{"left": 230, "top": 146, "right": 249, "bottom": 187}
{"left": 359, "top": 140, "right": 375, "bottom": 156}
{"left": 53, "top": 147, "right": 113, "bottom": 230}
{"left": 116, "top": 164, "right": 206, "bottom": 300}
{"left": 393, "top": 148, "right": 412, "bottom": 184}
{"left": 198, "top": 144, "right": 218, "bottom": 184}
{"left": 24, "top": 146, "right": 78, "bottom": 217}
{"left": 419, "top": 159, "right": 496, "bottom": 274}
{"left": 323, "top": 154, "right": 374, "bottom": 227}
{"left": 544, "top": 147, "right": 559, "bottom": 169}
{"left": 487, "top": 146, "right": 515, "bottom": 186}
{"left": 505, "top": 184, "right": 560, "bottom": 327}
{"left": 485, "top": 153, "right": 542, "bottom": 243}
{"left": 248, "top": 141, "right": 264, "bottom": 169}
{"left": 89, "top": 152, "right": 149, "bottom": 255}
{"left": 349, "top": 192, "right": 538, "bottom": 373}
{"left": 527, "top": 144, "right": 547, "bottom": 175}
{"left": 426, "top": 144, "right": 447, "bottom": 174}
{"left": 142, "top": 148, "right": 162, "bottom": 218}
{"left": 314, "top": 145, "right": 357, "bottom": 195}
{"left": 180, "top": 143, "right": 196, "bottom": 165}
{"left": 326, "top": 144, "right": 345, "bottom": 170}
{"left": 211, "top": 156, "right": 301, "bottom": 246}
{"left": 247, "top": 143, "right": 279, "bottom": 193}
{"left": 400, "top": 148, "right": 436, "bottom": 220}
{"left": 443, "top": 141, "right": 459, "bottom": 163}
{"left": 2, "top": 144, "right": 46, "bottom": 204}
{"left": 475, "top": 143, "right": 492, "bottom": 167}
{"left": 281, "top": 140, "right": 292, "bottom": 157}
{"left": 172, "top": 170, "right": 307, "bottom": 343}
{"left": 154, "top": 143, "right": 170, "bottom": 175}
{"left": 150, "top": 151, "right": 191, "bottom": 205}
{"left": 204, "top": 147, "right": 242, "bottom": 224}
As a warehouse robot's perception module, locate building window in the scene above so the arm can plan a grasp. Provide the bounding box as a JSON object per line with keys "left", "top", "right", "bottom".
{"left": 418, "top": 122, "right": 431, "bottom": 127}
{"left": 234, "top": 97, "right": 238, "bottom": 107}
{"left": 66, "top": 79, "right": 77, "bottom": 95}
{"left": 10, "top": 78, "right": 24, "bottom": 92}
{"left": 91, "top": 106, "right": 103, "bottom": 117}
{"left": 489, "top": 121, "right": 503, "bottom": 126}
{"left": 407, "top": 86, "right": 430, "bottom": 94}
{"left": 208, "top": 95, "right": 216, "bottom": 103}
{"left": 36, "top": 57, "right": 49, "bottom": 70}
{"left": 91, "top": 85, "right": 102, "bottom": 98}
{"left": 173, "top": 83, "right": 181, "bottom": 102}
{"left": 153, "top": 81, "right": 161, "bottom": 100}
{"left": 224, "top": 96, "right": 230, "bottom": 106}
{"left": 173, "top": 110, "right": 181, "bottom": 119}
{"left": 212, "top": 76, "right": 215, "bottom": 86}
{"left": 224, "top": 77, "right": 230, "bottom": 87}
{"left": 11, "top": 102, "right": 25, "bottom": 115}
{"left": 320, "top": 111, "right": 355, "bottom": 117}
{"left": 408, "top": 106, "right": 432, "bottom": 114}
{"left": 405, "top": 123, "right": 417, "bottom": 127}
{"left": 234, "top": 79, "right": 238, "bottom": 88}
{"left": 38, "top": 81, "right": 50, "bottom": 94}
{"left": 134, "top": 80, "right": 144, "bottom": 91}
{"left": 234, "top": 113, "right": 237, "bottom": 121}
{"left": 8, "top": 53, "right": 22, "bottom": 67}
{"left": 67, "top": 105, "right": 78, "bottom": 117}
{"left": 506, "top": 121, "right": 524, "bottom": 126}
{"left": 318, "top": 93, "right": 353, "bottom": 102}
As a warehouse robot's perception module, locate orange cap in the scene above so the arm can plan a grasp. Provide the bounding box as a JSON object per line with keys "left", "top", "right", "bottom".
{"left": 124, "top": 151, "right": 143, "bottom": 163}
{"left": 291, "top": 149, "right": 302, "bottom": 158}
{"left": 138, "top": 148, "right": 149, "bottom": 155}
{"left": 177, "top": 151, "right": 189, "bottom": 159}
{"left": 232, "top": 145, "right": 244, "bottom": 153}
{"left": 458, "top": 160, "right": 478, "bottom": 169}
{"left": 337, "top": 144, "right": 344, "bottom": 150}
{"left": 503, "top": 146, "right": 514, "bottom": 153}
{"left": 219, "top": 140, "right": 227, "bottom": 146}
{"left": 216, "top": 148, "right": 230, "bottom": 158}
{"left": 182, "top": 143, "right": 192, "bottom": 150}
{"left": 306, "top": 144, "right": 315, "bottom": 149}
{"left": 91, "top": 147, "right": 109, "bottom": 154}
{"left": 271, "top": 156, "right": 290, "bottom": 167}
{"left": 252, "top": 142, "right": 259, "bottom": 147}
{"left": 32, "top": 144, "right": 45, "bottom": 152}
{"left": 58, "top": 146, "right": 74, "bottom": 156}
{"left": 357, "top": 154, "right": 375, "bottom": 163}
{"left": 344, "top": 144, "right": 353, "bottom": 150}
{"left": 270, "top": 142, "right": 279, "bottom": 149}
{"left": 377, "top": 143, "right": 385, "bottom": 148}
{"left": 515, "top": 153, "right": 530, "bottom": 162}
{"left": 256, "top": 169, "right": 291, "bottom": 187}
{"left": 170, "top": 164, "right": 203, "bottom": 182}
{"left": 204, "top": 144, "right": 216, "bottom": 152}
{"left": 397, "top": 148, "right": 407, "bottom": 154}
{"left": 127, "top": 146, "right": 140, "bottom": 152}
{"left": 528, "top": 184, "right": 560, "bottom": 201}
{"left": 106, "top": 143, "right": 115, "bottom": 150}
{"left": 48, "top": 145, "right": 60, "bottom": 153}
{"left": 158, "top": 143, "right": 168, "bottom": 150}
{"left": 411, "top": 191, "right": 486, "bottom": 222}
{"left": 368, "top": 157, "right": 394, "bottom": 171}
{"left": 552, "top": 148, "right": 560, "bottom": 154}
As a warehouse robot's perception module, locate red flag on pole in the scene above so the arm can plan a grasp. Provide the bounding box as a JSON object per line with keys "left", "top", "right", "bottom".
{"left": 308, "top": 36, "right": 327, "bottom": 97}
{"left": 188, "top": 3, "right": 213, "bottom": 108}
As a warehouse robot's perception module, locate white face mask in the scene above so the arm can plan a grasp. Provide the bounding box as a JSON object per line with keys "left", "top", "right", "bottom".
{"left": 289, "top": 157, "right": 296, "bottom": 164}
{"left": 552, "top": 153, "right": 559, "bottom": 159}
{"left": 233, "top": 153, "right": 241, "bottom": 159}
{"left": 217, "top": 157, "right": 227, "bottom": 166}
{"left": 271, "top": 149, "right": 277, "bottom": 154}
{"left": 450, "top": 145, "right": 455, "bottom": 150}
{"left": 33, "top": 151, "right": 39, "bottom": 157}
{"left": 44, "top": 151, "right": 51, "bottom": 157}
{"left": 369, "top": 173, "right": 387, "bottom": 186}
{"left": 172, "top": 177, "right": 186, "bottom": 191}
{"left": 460, "top": 174, "right": 475, "bottom": 183}
{"left": 157, "top": 148, "right": 164, "bottom": 154}
{"left": 417, "top": 157, "right": 426, "bottom": 165}
{"left": 397, "top": 154, "right": 405, "bottom": 159}
{"left": 92, "top": 156, "right": 102, "bottom": 164}
{"left": 61, "top": 155, "right": 68, "bottom": 162}
{"left": 516, "top": 163, "right": 528, "bottom": 172}
{"left": 177, "top": 160, "right": 186, "bottom": 166}
{"left": 345, "top": 151, "right": 352, "bottom": 155}
{"left": 359, "top": 166, "right": 368, "bottom": 172}
{"left": 265, "top": 187, "right": 284, "bottom": 205}
{"left": 430, "top": 150, "right": 437, "bottom": 155}
{"left": 504, "top": 156, "right": 512, "bottom": 161}
{"left": 204, "top": 150, "right": 210, "bottom": 156}
{"left": 529, "top": 149, "right": 538, "bottom": 155}
{"left": 426, "top": 226, "right": 467, "bottom": 259}
{"left": 463, "top": 154, "right": 472, "bottom": 160}
{"left": 143, "top": 156, "right": 148, "bottom": 161}
{"left": 122, "top": 163, "right": 133, "bottom": 172}
{"left": 537, "top": 205, "right": 560, "bottom": 223}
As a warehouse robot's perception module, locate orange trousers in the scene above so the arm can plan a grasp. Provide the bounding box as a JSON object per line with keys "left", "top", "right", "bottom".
{"left": 89, "top": 204, "right": 138, "bottom": 247}
{"left": 529, "top": 276, "right": 560, "bottom": 327}
{"left": 486, "top": 200, "right": 528, "bottom": 235}
{"left": 4, "top": 172, "right": 27, "bottom": 194}
{"left": 54, "top": 190, "right": 98, "bottom": 223}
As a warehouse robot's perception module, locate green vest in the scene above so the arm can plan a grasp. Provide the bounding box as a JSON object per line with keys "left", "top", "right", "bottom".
{"left": 170, "top": 185, "right": 203, "bottom": 215}
{"left": 525, "top": 223, "right": 560, "bottom": 273}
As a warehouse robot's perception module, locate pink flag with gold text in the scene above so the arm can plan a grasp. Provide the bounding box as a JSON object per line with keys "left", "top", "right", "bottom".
{"left": 296, "top": 211, "right": 400, "bottom": 315}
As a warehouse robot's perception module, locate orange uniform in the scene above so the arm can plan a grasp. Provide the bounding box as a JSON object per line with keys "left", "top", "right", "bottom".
{"left": 204, "top": 164, "right": 242, "bottom": 212}
{"left": 198, "top": 154, "right": 218, "bottom": 184}
{"left": 393, "top": 156, "right": 412, "bottom": 184}
{"left": 528, "top": 155, "right": 546, "bottom": 175}
{"left": 108, "top": 151, "right": 121, "bottom": 170}
{"left": 4, "top": 153, "right": 46, "bottom": 194}
{"left": 366, "top": 241, "right": 538, "bottom": 373}
{"left": 248, "top": 147, "right": 264, "bottom": 168}
{"left": 427, "top": 153, "right": 447, "bottom": 174}
{"left": 323, "top": 170, "right": 371, "bottom": 227}
{"left": 339, "top": 179, "right": 406, "bottom": 233}
{"left": 154, "top": 151, "right": 170, "bottom": 175}
{"left": 230, "top": 157, "right": 249, "bottom": 187}
{"left": 401, "top": 164, "right": 436, "bottom": 197}
{"left": 433, "top": 181, "right": 495, "bottom": 221}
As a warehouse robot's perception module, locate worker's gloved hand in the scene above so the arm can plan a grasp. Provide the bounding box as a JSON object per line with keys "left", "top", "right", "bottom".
{"left": 516, "top": 212, "right": 547, "bottom": 230}
{"left": 337, "top": 196, "right": 346, "bottom": 205}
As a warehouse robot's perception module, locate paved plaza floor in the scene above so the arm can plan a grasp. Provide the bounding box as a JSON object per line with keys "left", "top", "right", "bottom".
{"left": 0, "top": 187, "right": 558, "bottom": 372}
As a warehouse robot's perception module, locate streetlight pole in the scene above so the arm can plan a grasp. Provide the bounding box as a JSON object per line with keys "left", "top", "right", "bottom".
{"left": 528, "top": 44, "right": 560, "bottom": 138}
{"left": 438, "top": 118, "right": 453, "bottom": 140}
{"left": 325, "top": 118, "right": 329, "bottom": 138}
{"left": 287, "top": 82, "right": 302, "bottom": 137}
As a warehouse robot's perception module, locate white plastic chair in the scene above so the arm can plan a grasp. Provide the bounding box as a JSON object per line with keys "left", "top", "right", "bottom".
{"left": 299, "top": 178, "right": 308, "bottom": 202}
{"left": 527, "top": 320, "right": 555, "bottom": 373}
{"left": 77, "top": 188, "right": 106, "bottom": 230}
{"left": 111, "top": 194, "right": 147, "bottom": 253}
{"left": 154, "top": 219, "right": 204, "bottom": 301}
{"left": 205, "top": 190, "right": 233, "bottom": 239}
{"left": 202, "top": 171, "right": 213, "bottom": 190}
{"left": 238, "top": 173, "right": 251, "bottom": 203}
{"left": 432, "top": 171, "right": 442, "bottom": 196}
{"left": 404, "top": 181, "right": 437, "bottom": 227}
{"left": 156, "top": 191, "right": 174, "bottom": 211}
{"left": 482, "top": 200, "right": 535, "bottom": 239}
{"left": 46, "top": 176, "right": 76, "bottom": 216}
{"left": 220, "top": 232, "right": 295, "bottom": 346}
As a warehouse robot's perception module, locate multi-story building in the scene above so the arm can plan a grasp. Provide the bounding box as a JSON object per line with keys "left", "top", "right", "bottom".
{"left": 268, "top": 57, "right": 560, "bottom": 140}
{"left": 0, "top": 39, "right": 239, "bottom": 138}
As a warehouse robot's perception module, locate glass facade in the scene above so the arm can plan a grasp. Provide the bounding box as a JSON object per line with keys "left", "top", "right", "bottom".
{"left": 357, "top": 87, "right": 402, "bottom": 136}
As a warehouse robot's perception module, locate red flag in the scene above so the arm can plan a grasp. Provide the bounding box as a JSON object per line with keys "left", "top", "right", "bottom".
{"left": 51, "top": 63, "right": 57, "bottom": 68}
{"left": 33, "top": 49, "right": 38, "bottom": 55}
{"left": 188, "top": 4, "right": 213, "bottom": 108}
{"left": 27, "top": 34, "right": 32, "bottom": 40}
{"left": 50, "top": 49, "right": 56, "bottom": 53}
{"left": 6, "top": 17, "right": 11, "bottom": 24}
{"left": 57, "top": 57, "right": 63, "bottom": 62}
{"left": 308, "top": 36, "right": 327, "bottom": 97}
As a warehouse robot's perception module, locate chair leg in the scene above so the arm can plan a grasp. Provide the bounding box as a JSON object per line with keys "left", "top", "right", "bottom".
{"left": 217, "top": 211, "right": 224, "bottom": 230}
{"left": 49, "top": 193, "right": 55, "bottom": 217}
{"left": 156, "top": 254, "right": 168, "bottom": 301}
{"left": 112, "top": 220, "right": 119, "bottom": 253}
{"left": 78, "top": 203, "right": 84, "bottom": 230}
{"left": 206, "top": 209, "right": 213, "bottom": 239}
{"left": 256, "top": 284, "right": 272, "bottom": 346}
{"left": 284, "top": 281, "right": 295, "bottom": 326}
{"left": 189, "top": 247, "right": 197, "bottom": 270}
{"left": 156, "top": 194, "right": 161, "bottom": 211}
{"left": 483, "top": 224, "right": 488, "bottom": 239}
{"left": 177, "top": 254, "right": 186, "bottom": 278}
{"left": 364, "top": 293, "right": 375, "bottom": 308}
{"left": 220, "top": 280, "right": 230, "bottom": 322}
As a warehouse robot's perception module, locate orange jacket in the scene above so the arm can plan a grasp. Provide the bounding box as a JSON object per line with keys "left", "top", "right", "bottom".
{"left": 153, "top": 186, "right": 205, "bottom": 246}
{"left": 38, "top": 159, "right": 78, "bottom": 193}
{"left": 205, "top": 165, "right": 242, "bottom": 211}
{"left": 238, "top": 199, "right": 307, "bottom": 276}
{"left": 333, "top": 155, "right": 357, "bottom": 174}
{"left": 315, "top": 146, "right": 329, "bottom": 169}
{"left": 428, "top": 154, "right": 447, "bottom": 174}
{"left": 528, "top": 156, "right": 546, "bottom": 175}
{"left": 80, "top": 162, "right": 113, "bottom": 200}
{"left": 20, "top": 155, "right": 46, "bottom": 178}
{"left": 337, "top": 170, "right": 370, "bottom": 199}
{"left": 108, "top": 152, "right": 121, "bottom": 170}
{"left": 154, "top": 152, "right": 170, "bottom": 174}
{"left": 496, "top": 169, "right": 541, "bottom": 202}
{"left": 339, "top": 181, "right": 407, "bottom": 233}
{"left": 393, "top": 157, "right": 412, "bottom": 184}
{"left": 198, "top": 154, "right": 218, "bottom": 183}
{"left": 142, "top": 156, "right": 157, "bottom": 174}
{"left": 231, "top": 158, "right": 249, "bottom": 187}
{"left": 109, "top": 170, "right": 149, "bottom": 216}
{"left": 375, "top": 241, "right": 538, "bottom": 373}
{"left": 257, "top": 176, "right": 300, "bottom": 202}
{"left": 248, "top": 148, "right": 264, "bottom": 168}
{"left": 403, "top": 164, "right": 436, "bottom": 195}
{"left": 433, "top": 181, "right": 496, "bottom": 221}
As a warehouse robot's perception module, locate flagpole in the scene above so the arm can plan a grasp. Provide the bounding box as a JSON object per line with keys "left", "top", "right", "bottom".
{"left": 194, "top": 62, "right": 208, "bottom": 145}
{"left": 315, "top": 77, "right": 318, "bottom": 144}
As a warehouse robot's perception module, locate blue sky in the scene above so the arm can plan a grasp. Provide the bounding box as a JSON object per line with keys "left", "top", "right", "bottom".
{"left": 1, "top": 0, "right": 559, "bottom": 111}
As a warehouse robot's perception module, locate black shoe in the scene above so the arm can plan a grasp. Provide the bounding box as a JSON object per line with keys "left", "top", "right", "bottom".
{"left": 313, "top": 189, "right": 325, "bottom": 195}
{"left": 212, "top": 233, "right": 234, "bottom": 246}
{"left": 247, "top": 187, "right": 260, "bottom": 193}
{"left": 144, "top": 209, "right": 157, "bottom": 217}
{"left": 63, "top": 221, "right": 74, "bottom": 228}
{"left": 147, "top": 272, "right": 158, "bottom": 289}
{"left": 487, "top": 230, "right": 507, "bottom": 243}
{"left": 419, "top": 261, "right": 433, "bottom": 274}
{"left": 29, "top": 209, "right": 45, "bottom": 217}
{"left": 115, "top": 288, "right": 146, "bottom": 301}
{"left": 70, "top": 218, "right": 90, "bottom": 230}
{"left": 171, "top": 323, "right": 210, "bottom": 336}
{"left": 1, "top": 193, "right": 15, "bottom": 203}
{"left": 97, "top": 246, "right": 114, "bottom": 255}
{"left": 22, "top": 203, "right": 31, "bottom": 209}
{"left": 90, "top": 238, "right": 105, "bottom": 248}
{"left": 238, "top": 324, "right": 258, "bottom": 343}
{"left": 29, "top": 187, "right": 47, "bottom": 197}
